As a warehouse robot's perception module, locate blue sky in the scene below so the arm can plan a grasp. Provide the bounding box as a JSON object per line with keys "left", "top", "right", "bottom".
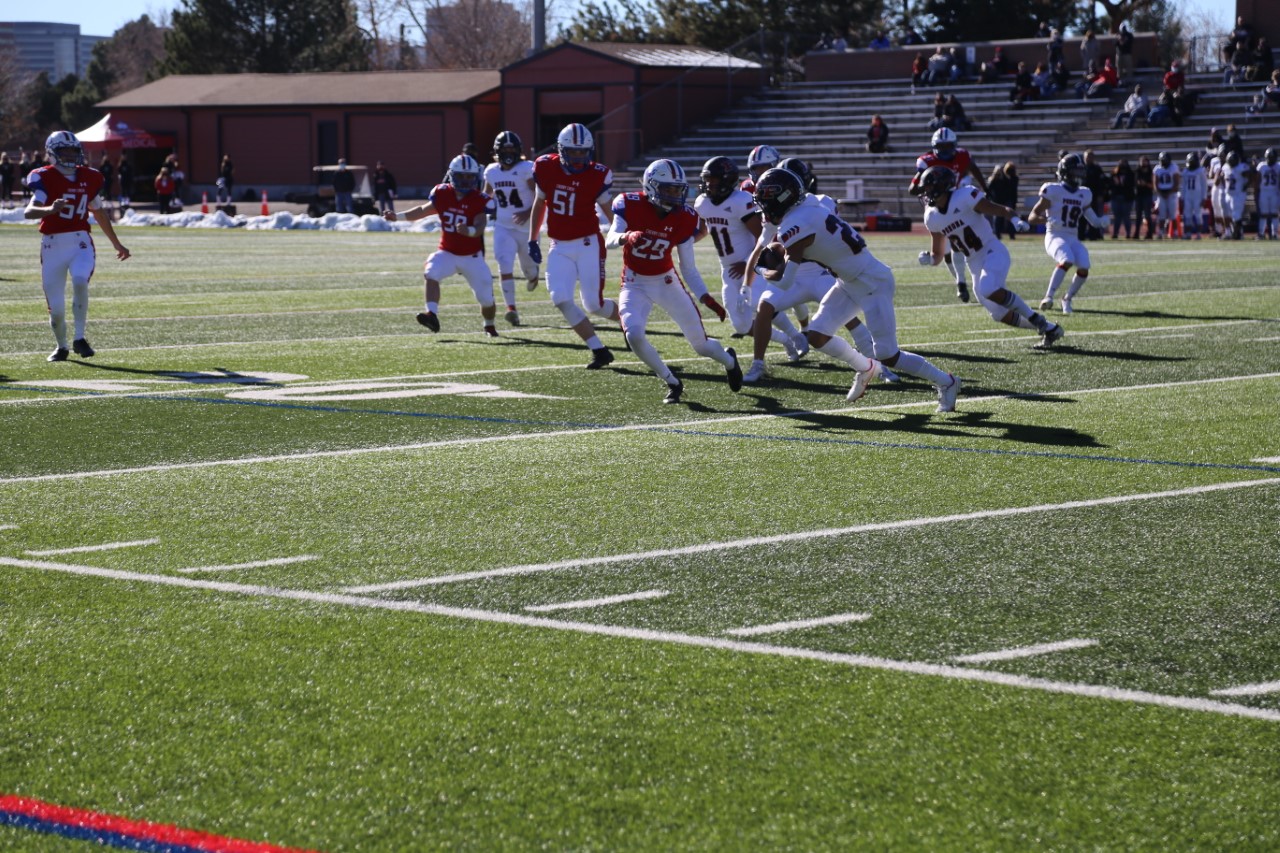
{"left": 4, "top": 0, "right": 1239, "bottom": 41}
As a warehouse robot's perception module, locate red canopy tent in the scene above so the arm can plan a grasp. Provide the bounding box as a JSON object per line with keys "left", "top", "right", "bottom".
{"left": 76, "top": 114, "right": 174, "bottom": 151}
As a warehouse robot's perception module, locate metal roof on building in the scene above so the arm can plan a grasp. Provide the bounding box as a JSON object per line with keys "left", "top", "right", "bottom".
{"left": 573, "top": 42, "right": 761, "bottom": 69}
{"left": 98, "top": 69, "right": 501, "bottom": 109}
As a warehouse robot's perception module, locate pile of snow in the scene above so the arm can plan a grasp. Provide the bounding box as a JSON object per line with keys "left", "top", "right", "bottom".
{"left": 0, "top": 206, "right": 446, "bottom": 233}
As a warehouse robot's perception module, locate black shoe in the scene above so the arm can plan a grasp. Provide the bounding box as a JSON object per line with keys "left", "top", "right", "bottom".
{"left": 586, "top": 346, "right": 615, "bottom": 370}
{"left": 415, "top": 311, "right": 440, "bottom": 332}
{"left": 47, "top": 347, "right": 69, "bottom": 362}
{"left": 663, "top": 379, "right": 684, "bottom": 404}
{"left": 1034, "top": 323, "right": 1065, "bottom": 350}
{"left": 956, "top": 281, "right": 970, "bottom": 303}
{"left": 71, "top": 338, "right": 94, "bottom": 358}
{"left": 483, "top": 325, "right": 499, "bottom": 338}
{"left": 724, "top": 347, "right": 743, "bottom": 392}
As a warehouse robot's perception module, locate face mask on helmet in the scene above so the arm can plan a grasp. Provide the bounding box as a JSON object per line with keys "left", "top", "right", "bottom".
{"left": 920, "top": 166, "right": 955, "bottom": 204}
{"left": 448, "top": 155, "right": 481, "bottom": 195}
{"left": 699, "top": 157, "right": 739, "bottom": 204}
{"left": 747, "top": 145, "right": 780, "bottom": 180}
{"left": 644, "top": 160, "right": 689, "bottom": 213}
{"left": 557, "top": 124, "right": 594, "bottom": 174}
{"left": 45, "top": 131, "right": 84, "bottom": 171}
{"left": 494, "top": 131, "right": 523, "bottom": 166}
{"left": 752, "top": 168, "right": 801, "bottom": 225}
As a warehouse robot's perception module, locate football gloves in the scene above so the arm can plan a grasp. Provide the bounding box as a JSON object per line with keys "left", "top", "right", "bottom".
{"left": 528, "top": 240, "right": 542, "bottom": 264}
{"left": 699, "top": 293, "right": 727, "bottom": 321}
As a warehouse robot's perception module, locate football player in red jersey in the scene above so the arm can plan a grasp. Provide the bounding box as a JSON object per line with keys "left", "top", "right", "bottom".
{"left": 24, "top": 131, "right": 130, "bottom": 362}
{"left": 740, "top": 144, "right": 781, "bottom": 194}
{"left": 604, "top": 159, "right": 741, "bottom": 404}
{"left": 907, "top": 127, "right": 987, "bottom": 303}
{"left": 527, "top": 123, "right": 618, "bottom": 369}
{"left": 386, "top": 154, "right": 500, "bottom": 336}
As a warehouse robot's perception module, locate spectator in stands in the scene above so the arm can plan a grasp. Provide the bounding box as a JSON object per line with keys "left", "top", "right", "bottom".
{"left": 1051, "top": 60, "right": 1072, "bottom": 92}
{"left": 928, "top": 92, "right": 947, "bottom": 129}
{"left": 903, "top": 27, "right": 924, "bottom": 46}
{"left": 986, "top": 162, "right": 1020, "bottom": 239}
{"left": 944, "top": 94, "right": 972, "bottom": 131}
{"left": 926, "top": 46, "right": 952, "bottom": 85}
{"left": 1112, "top": 84, "right": 1148, "bottom": 128}
{"left": 1263, "top": 70, "right": 1280, "bottom": 110}
{"left": 1079, "top": 58, "right": 1117, "bottom": 100}
{"left": 1036, "top": 22, "right": 1051, "bottom": 40}
{"left": 1226, "top": 39, "right": 1254, "bottom": 85}
{"left": 1135, "top": 155, "right": 1155, "bottom": 238}
{"left": 1010, "top": 61, "right": 1037, "bottom": 107}
{"left": 1170, "top": 86, "right": 1197, "bottom": 124}
{"left": 813, "top": 31, "right": 846, "bottom": 52}
{"left": 948, "top": 47, "right": 967, "bottom": 83}
{"left": 866, "top": 115, "right": 890, "bottom": 153}
{"left": 1221, "top": 124, "right": 1246, "bottom": 159}
{"left": 1110, "top": 159, "right": 1136, "bottom": 238}
{"left": 1032, "top": 62, "right": 1056, "bottom": 98}
{"left": 1163, "top": 61, "right": 1185, "bottom": 93}
{"left": 1248, "top": 37, "right": 1273, "bottom": 82}
{"left": 1223, "top": 16, "right": 1252, "bottom": 68}
{"left": 1047, "top": 28, "right": 1065, "bottom": 68}
{"left": 978, "top": 60, "right": 1000, "bottom": 84}
{"left": 1080, "top": 30, "right": 1101, "bottom": 72}
{"left": 870, "top": 32, "right": 891, "bottom": 50}
{"left": 991, "top": 45, "right": 1013, "bottom": 75}
{"left": 911, "top": 52, "right": 927, "bottom": 89}
{"left": 1115, "top": 22, "right": 1135, "bottom": 80}
{"left": 1083, "top": 149, "right": 1109, "bottom": 239}
{"left": 1145, "top": 89, "right": 1174, "bottom": 127}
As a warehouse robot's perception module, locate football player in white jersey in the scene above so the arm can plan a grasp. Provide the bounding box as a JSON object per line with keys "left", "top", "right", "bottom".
{"left": 1255, "top": 147, "right": 1280, "bottom": 239}
{"left": 1028, "top": 154, "right": 1107, "bottom": 314}
{"left": 482, "top": 130, "right": 538, "bottom": 325}
{"left": 693, "top": 156, "right": 764, "bottom": 337}
{"left": 919, "top": 166, "right": 1064, "bottom": 349}
{"left": 1179, "top": 152, "right": 1207, "bottom": 240}
{"left": 1222, "top": 150, "right": 1253, "bottom": 240}
{"left": 754, "top": 168, "right": 961, "bottom": 412}
{"left": 1152, "top": 151, "right": 1181, "bottom": 239}
{"left": 1208, "top": 149, "right": 1227, "bottom": 237}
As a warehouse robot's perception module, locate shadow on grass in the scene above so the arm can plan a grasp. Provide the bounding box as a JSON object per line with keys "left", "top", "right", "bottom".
{"left": 1080, "top": 308, "right": 1257, "bottom": 322}
{"left": 70, "top": 362, "right": 289, "bottom": 386}
{"left": 784, "top": 408, "right": 1104, "bottom": 448}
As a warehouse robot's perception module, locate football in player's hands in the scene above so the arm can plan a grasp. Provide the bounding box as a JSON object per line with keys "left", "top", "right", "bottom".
{"left": 1011, "top": 216, "right": 1031, "bottom": 234}
{"left": 757, "top": 242, "right": 787, "bottom": 271}
{"left": 917, "top": 250, "right": 934, "bottom": 266}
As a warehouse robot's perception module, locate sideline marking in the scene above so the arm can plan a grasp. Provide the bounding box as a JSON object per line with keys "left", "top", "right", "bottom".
{"left": 1, "top": 557, "right": 1276, "bottom": 723}
{"left": 1211, "top": 680, "right": 1280, "bottom": 697}
{"left": 25, "top": 538, "right": 160, "bottom": 556}
{"left": 952, "top": 639, "right": 1098, "bottom": 664}
{"left": 177, "top": 555, "right": 319, "bottom": 574}
{"left": 726, "top": 612, "right": 871, "bottom": 637}
{"left": 344, "top": 477, "right": 1280, "bottom": 593}
{"left": 3, "top": 371, "right": 1279, "bottom": 487}
{"left": 524, "top": 589, "right": 669, "bottom": 613}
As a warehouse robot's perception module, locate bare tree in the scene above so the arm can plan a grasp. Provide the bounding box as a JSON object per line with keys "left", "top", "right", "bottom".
{"left": 0, "top": 44, "right": 36, "bottom": 149}
{"left": 398, "top": 0, "right": 531, "bottom": 68}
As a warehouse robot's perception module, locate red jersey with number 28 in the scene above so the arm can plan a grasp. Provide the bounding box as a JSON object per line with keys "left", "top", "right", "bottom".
{"left": 27, "top": 166, "right": 104, "bottom": 236}
{"left": 611, "top": 192, "right": 700, "bottom": 276}
{"left": 429, "top": 183, "right": 495, "bottom": 255}
{"left": 533, "top": 154, "right": 613, "bottom": 241}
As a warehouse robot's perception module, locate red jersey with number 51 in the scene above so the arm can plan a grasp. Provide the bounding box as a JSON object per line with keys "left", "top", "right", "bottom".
{"left": 27, "top": 166, "right": 104, "bottom": 235}
{"left": 533, "top": 154, "right": 613, "bottom": 241}
{"left": 611, "top": 192, "right": 700, "bottom": 276}
{"left": 429, "top": 183, "right": 494, "bottom": 255}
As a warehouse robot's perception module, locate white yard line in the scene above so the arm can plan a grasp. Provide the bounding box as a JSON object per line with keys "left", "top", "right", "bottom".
{"left": 0, "top": 524, "right": 16, "bottom": 532}
{"left": 0, "top": 556, "right": 1276, "bottom": 723}
{"left": 524, "top": 589, "right": 669, "bottom": 613}
{"left": 1245, "top": 337, "right": 1280, "bottom": 343}
{"left": 3, "top": 371, "right": 1279, "bottom": 487}
{"left": 176, "top": 555, "right": 319, "bottom": 574}
{"left": 1211, "top": 680, "right": 1280, "bottom": 697}
{"left": 25, "top": 538, "right": 160, "bottom": 556}
{"left": 952, "top": 638, "right": 1098, "bottom": 664}
{"left": 345, "top": 478, "right": 1280, "bottom": 593}
{"left": 725, "top": 612, "right": 871, "bottom": 637}
{"left": 1253, "top": 456, "right": 1280, "bottom": 464}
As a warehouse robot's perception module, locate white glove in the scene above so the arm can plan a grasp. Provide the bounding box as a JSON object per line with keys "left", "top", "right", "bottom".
{"left": 1099, "top": 214, "right": 1112, "bottom": 229}
{"left": 1011, "top": 216, "right": 1030, "bottom": 233}
{"left": 917, "top": 250, "right": 933, "bottom": 266}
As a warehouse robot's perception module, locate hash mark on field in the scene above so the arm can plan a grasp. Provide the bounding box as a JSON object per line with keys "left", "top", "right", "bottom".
{"left": 952, "top": 639, "right": 1098, "bottom": 664}
{"left": 177, "top": 555, "right": 320, "bottom": 573}
{"left": 726, "top": 612, "right": 871, "bottom": 637}
{"left": 3, "top": 557, "right": 1278, "bottom": 723}
{"left": 25, "top": 538, "right": 160, "bottom": 556}
{"left": 1211, "top": 680, "right": 1280, "bottom": 697}
{"left": 524, "top": 589, "right": 669, "bottom": 613}
{"left": 1254, "top": 456, "right": 1280, "bottom": 464}
{"left": 1144, "top": 333, "right": 1195, "bottom": 340}
{"left": 0, "top": 525, "right": 15, "bottom": 532}
{"left": 1246, "top": 336, "right": 1280, "bottom": 342}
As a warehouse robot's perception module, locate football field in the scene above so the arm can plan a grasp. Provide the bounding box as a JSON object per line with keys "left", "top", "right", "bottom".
{"left": 1, "top": 224, "right": 1278, "bottom": 850}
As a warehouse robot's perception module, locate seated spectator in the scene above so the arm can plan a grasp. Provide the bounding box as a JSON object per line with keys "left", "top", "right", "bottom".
{"left": 991, "top": 45, "right": 1013, "bottom": 75}
{"left": 1226, "top": 42, "right": 1254, "bottom": 85}
{"left": 1111, "top": 84, "right": 1148, "bottom": 128}
{"left": 943, "top": 93, "right": 972, "bottom": 130}
{"left": 1051, "top": 60, "right": 1071, "bottom": 91}
{"left": 1079, "top": 58, "right": 1117, "bottom": 99}
{"left": 1075, "top": 60, "right": 1101, "bottom": 97}
{"left": 1032, "top": 62, "right": 1056, "bottom": 98}
{"left": 911, "top": 52, "right": 927, "bottom": 89}
{"left": 1163, "top": 61, "right": 1185, "bottom": 93}
{"left": 1145, "top": 90, "right": 1174, "bottom": 127}
{"left": 1263, "top": 70, "right": 1280, "bottom": 110}
{"left": 1248, "top": 37, "right": 1273, "bottom": 82}
{"left": 978, "top": 61, "right": 1000, "bottom": 84}
{"left": 1223, "top": 16, "right": 1251, "bottom": 68}
{"left": 866, "top": 114, "right": 890, "bottom": 153}
{"left": 948, "top": 46, "right": 967, "bottom": 82}
{"left": 1010, "top": 61, "right": 1037, "bottom": 106}
{"left": 926, "top": 46, "right": 952, "bottom": 85}
{"left": 1170, "top": 85, "right": 1198, "bottom": 123}
{"left": 869, "top": 31, "right": 891, "bottom": 50}
{"left": 927, "top": 92, "right": 947, "bottom": 129}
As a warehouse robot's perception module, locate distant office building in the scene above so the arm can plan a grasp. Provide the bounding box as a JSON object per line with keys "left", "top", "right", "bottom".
{"left": 0, "top": 22, "right": 106, "bottom": 80}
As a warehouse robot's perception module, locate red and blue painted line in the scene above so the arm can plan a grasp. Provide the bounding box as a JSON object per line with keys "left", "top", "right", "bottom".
{"left": 0, "top": 794, "right": 320, "bottom": 853}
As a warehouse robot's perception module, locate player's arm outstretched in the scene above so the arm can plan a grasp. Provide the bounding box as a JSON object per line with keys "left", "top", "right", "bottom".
{"left": 386, "top": 200, "right": 436, "bottom": 224}
{"left": 974, "top": 195, "right": 1029, "bottom": 231}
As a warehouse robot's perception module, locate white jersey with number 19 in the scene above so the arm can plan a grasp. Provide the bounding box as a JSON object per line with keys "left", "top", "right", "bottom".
{"left": 1037, "top": 181, "right": 1093, "bottom": 238}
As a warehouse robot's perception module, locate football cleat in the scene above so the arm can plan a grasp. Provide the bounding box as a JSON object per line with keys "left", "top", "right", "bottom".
{"left": 416, "top": 311, "right": 440, "bottom": 332}
{"left": 47, "top": 347, "right": 69, "bottom": 362}
{"left": 743, "top": 362, "right": 767, "bottom": 384}
{"left": 956, "top": 281, "right": 971, "bottom": 303}
{"left": 663, "top": 379, "right": 684, "bottom": 404}
{"left": 1061, "top": 297, "right": 1073, "bottom": 315}
{"left": 525, "top": 278, "right": 539, "bottom": 292}
{"left": 483, "top": 325, "right": 499, "bottom": 337}
{"left": 586, "top": 346, "right": 615, "bottom": 370}
{"left": 879, "top": 364, "right": 901, "bottom": 383}
{"left": 936, "top": 373, "right": 960, "bottom": 413}
{"left": 505, "top": 309, "right": 520, "bottom": 326}
{"left": 724, "top": 347, "right": 743, "bottom": 392}
{"left": 847, "top": 359, "right": 882, "bottom": 402}
{"left": 1038, "top": 296, "right": 1054, "bottom": 311}
{"left": 1034, "top": 323, "right": 1065, "bottom": 349}
{"left": 71, "top": 338, "right": 94, "bottom": 358}
{"left": 781, "top": 336, "right": 800, "bottom": 361}
{"left": 792, "top": 334, "right": 810, "bottom": 359}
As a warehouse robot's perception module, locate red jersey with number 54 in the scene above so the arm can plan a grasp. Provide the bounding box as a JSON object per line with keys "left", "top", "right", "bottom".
{"left": 429, "top": 183, "right": 495, "bottom": 255}
{"left": 611, "top": 192, "right": 699, "bottom": 276}
{"left": 533, "top": 154, "right": 613, "bottom": 241}
{"left": 27, "top": 166, "right": 104, "bottom": 235}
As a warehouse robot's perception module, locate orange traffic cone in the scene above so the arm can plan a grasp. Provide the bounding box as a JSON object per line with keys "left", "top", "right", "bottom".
{"left": 260, "top": 191, "right": 269, "bottom": 216}
{"left": 201, "top": 191, "right": 209, "bottom": 214}
{"left": 1175, "top": 212, "right": 1184, "bottom": 238}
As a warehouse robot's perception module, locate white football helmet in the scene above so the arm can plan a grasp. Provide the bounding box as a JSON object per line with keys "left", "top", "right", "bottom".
{"left": 746, "top": 144, "right": 780, "bottom": 179}
{"left": 557, "top": 123, "right": 594, "bottom": 174}
{"left": 931, "top": 127, "right": 958, "bottom": 161}
{"left": 643, "top": 159, "right": 689, "bottom": 212}
{"left": 446, "top": 154, "right": 482, "bottom": 195}
{"left": 45, "top": 130, "right": 84, "bottom": 171}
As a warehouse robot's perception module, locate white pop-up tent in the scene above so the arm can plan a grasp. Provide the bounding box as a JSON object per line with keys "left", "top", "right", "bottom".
{"left": 76, "top": 114, "right": 174, "bottom": 150}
